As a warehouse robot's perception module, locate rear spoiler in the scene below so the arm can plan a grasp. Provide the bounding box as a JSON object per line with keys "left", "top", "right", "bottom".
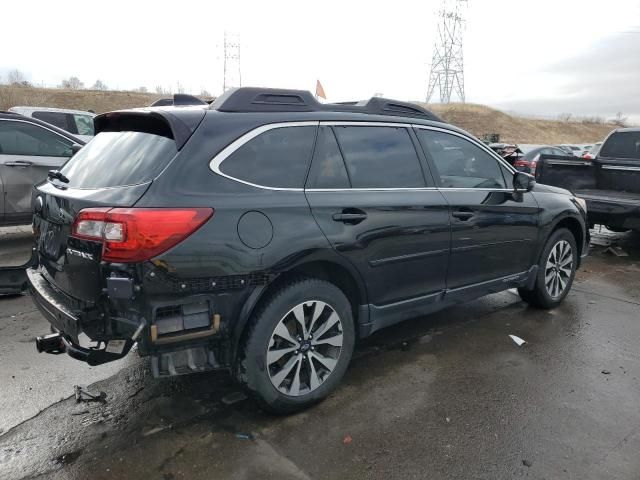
{"left": 94, "top": 108, "right": 206, "bottom": 150}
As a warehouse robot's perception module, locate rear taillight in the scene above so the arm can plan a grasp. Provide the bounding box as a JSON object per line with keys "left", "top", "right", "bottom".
{"left": 513, "top": 160, "right": 530, "bottom": 168}
{"left": 72, "top": 208, "right": 213, "bottom": 262}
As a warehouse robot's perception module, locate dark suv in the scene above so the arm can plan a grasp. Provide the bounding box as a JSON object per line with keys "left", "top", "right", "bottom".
{"left": 28, "top": 88, "right": 589, "bottom": 412}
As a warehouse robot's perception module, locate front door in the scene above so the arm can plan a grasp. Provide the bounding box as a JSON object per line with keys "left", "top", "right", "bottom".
{"left": 415, "top": 127, "right": 540, "bottom": 290}
{"left": 305, "top": 125, "right": 450, "bottom": 308}
{"left": 0, "top": 119, "right": 73, "bottom": 224}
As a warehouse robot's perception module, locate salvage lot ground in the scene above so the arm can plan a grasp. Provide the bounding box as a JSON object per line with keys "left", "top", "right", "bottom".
{"left": 0, "top": 230, "right": 639, "bottom": 479}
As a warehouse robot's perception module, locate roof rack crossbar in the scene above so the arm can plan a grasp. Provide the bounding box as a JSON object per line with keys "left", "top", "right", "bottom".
{"left": 211, "top": 87, "right": 443, "bottom": 121}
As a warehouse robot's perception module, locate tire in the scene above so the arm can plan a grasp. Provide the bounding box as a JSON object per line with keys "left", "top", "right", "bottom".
{"left": 518, "top": 228, "right": 578, "bottom": 309}
{"left": 236, "top": 277, "right": 355, "bottom": 414}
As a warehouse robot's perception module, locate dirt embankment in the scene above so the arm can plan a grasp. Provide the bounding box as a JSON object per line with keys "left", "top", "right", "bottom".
{"left": 0, "top": 85, "right": 163, "bottom": 114}
{"left": 423, "top": 102, "right": 614, "bottom": 144}
{"left": 0, "top": 85, "right": 615, "bottom": 144}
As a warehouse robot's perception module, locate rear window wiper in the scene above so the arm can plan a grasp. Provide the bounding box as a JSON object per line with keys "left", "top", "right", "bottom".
{"left": 48, "top": 170, "right": 70, "bottom": 183}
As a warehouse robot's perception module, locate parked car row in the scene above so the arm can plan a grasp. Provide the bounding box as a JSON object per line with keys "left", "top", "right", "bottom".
{"left": 538, "top": 128, "right": 640, "bottom": 233}
{"left": 0, "top": 111, "right": 85, "bottom": 226}
{"left": 555, "top": 144, "right": 594, "bottom": 157}
{"left": 9, "top": 106, "right": 95, "bottom": 142}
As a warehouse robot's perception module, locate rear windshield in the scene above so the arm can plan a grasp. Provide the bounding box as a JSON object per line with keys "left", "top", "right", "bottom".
{"left": 599, "top": 131, "right": 640, "bottom": 160}
{"left": 59, "top": 131, "right": 177, "bottom": 188}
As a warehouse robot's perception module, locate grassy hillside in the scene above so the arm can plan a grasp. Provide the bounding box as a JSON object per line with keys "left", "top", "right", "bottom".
{"left": 0, "top": 85, "right": 614, "bottom": 144}
{"left": 0, "top": 85, "right": 163, "bottom": 114}
{"left": 423, "top": 102, "right": 614, "bottom": 144}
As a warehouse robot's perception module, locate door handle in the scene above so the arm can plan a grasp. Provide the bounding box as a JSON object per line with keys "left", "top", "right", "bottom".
{"left": 5, "top": 160, "right": 33, "bottom": 167}
{"left": 332, "top": 209, "right": 367, "bottom": 224}
{"left": 452, "top": 210, "right": 474, "bottom": 220}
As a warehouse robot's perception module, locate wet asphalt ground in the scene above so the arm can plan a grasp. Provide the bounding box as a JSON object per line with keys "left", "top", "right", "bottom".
{"left": 0, "top": 229, "right": 639, "bottom": 479}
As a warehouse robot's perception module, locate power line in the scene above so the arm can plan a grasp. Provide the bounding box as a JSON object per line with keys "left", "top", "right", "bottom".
{"left": 223, "top": 32, "right": 242, "bottom": 92}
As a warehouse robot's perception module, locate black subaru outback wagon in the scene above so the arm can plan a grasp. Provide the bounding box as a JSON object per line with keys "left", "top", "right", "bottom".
{"left": 28, "top": 88, "right": 588, "bottom": 412}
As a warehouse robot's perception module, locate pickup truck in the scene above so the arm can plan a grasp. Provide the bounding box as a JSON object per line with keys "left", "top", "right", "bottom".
{"left": 537, "top": 128, "right": 640, "bottom": 232}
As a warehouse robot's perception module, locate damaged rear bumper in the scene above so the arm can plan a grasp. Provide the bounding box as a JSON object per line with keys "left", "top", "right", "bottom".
{"left": 27, "top": 267, "right": 136, "bottom": 365}
{"left": 26, "top": 266, "right": 243, "bottom": 375}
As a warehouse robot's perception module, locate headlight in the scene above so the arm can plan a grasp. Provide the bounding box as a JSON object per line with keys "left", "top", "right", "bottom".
{"left": 574, "top": 197, "right": 587, "bottom": 212}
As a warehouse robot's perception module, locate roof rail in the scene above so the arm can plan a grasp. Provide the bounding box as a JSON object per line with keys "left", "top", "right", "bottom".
{"left": 149, "top": 94, "right": 207, "bottom": 107}
{"left": 210, "top": 87, "right": 443, "bottom": 121}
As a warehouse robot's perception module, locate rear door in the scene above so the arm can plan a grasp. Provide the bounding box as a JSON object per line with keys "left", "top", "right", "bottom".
{"left": 0, "top": 119, "right": 73, "bottom": 223}
{"left": 305, "top": 123, "right": 450, "bottom": 308}
{"left": 415, "top": 127, "right": 539, "bottom": 290}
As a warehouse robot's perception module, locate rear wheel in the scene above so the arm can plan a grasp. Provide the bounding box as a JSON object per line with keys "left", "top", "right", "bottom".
{"left": 518, "top": 228, "right": 577, "bottom": 309}
{"left": 236, "top": 278, "right": 355, "bottom": 413}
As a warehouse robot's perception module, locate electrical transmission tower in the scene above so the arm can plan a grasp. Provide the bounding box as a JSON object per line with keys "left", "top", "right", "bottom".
{"left": 223, "top": 32, "right": 242, "bottom": 92}
{"left": 426, "top": 0, "right": 467, "bottom": 104}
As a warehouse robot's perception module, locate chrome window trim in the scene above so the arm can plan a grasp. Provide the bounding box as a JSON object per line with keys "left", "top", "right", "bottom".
{"left": 320, "top": 121, "right": 413, "bottom": 128}
{"left": 208, "top": 120, "right": 520, "bottom": 192}
{"left": 208, "top": 121, "right": 319, "bottom": 192}
{"left": 307, "top": 187, "right": 438, "bottom": 192}
{"left": 601, "top": 165, "right": 640, "bottom": 172}
{"left": 546, "top": 159, "right": 592, "bottom": 166}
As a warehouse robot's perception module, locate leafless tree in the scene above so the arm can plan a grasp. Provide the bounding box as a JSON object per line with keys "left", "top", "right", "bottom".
{"left": 155, "top": 85, "right": 170, "bottom": 95}
{"left": 92, "top": 79, "right": 108, "bottom": 90}
{"left": 200, "top": 89, "right": 212, "bottom": 98}
{"left": 8, "top": 69, "right": 25, "bottom": 84}
{"left": 134, "top": 86, "right": 148, "bottom": 93}
{"left": 558, "top": 112, "right": 572, "bottom": 123}
{"left": 6, "top": 69, "right": 32, "bottom": 87}
{"left": 60, "top": 76, "right": 84, "bottom": 90}
{"left": 610, "top": 112, "right": 628, "bottom": 128}
{"left": 175, "top": 82, "right": 185, "bottom": 94}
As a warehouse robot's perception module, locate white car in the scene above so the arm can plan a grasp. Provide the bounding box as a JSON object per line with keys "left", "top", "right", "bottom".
{"left": 556, "top": 144, "right": 583, "bottom": 157}
{"left": 8, "top": 106, "right": 95, "bottom": 142}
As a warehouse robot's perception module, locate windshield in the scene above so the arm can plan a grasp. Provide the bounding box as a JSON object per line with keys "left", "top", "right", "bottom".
{"left": 59, "top": 131, "right": 177, "bottom": 188}
{"left": 599, "top": 131, "right": 640, "bottom": 160}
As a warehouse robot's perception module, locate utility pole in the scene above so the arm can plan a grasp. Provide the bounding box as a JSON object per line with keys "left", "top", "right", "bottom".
{"left": 426, "top": 0, "right": 467, "bottom": 104}
{"left": 223, "top": 32, "right": 242, "bottom": 92}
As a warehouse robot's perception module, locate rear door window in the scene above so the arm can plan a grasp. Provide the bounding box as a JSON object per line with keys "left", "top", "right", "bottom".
{"left": 600, "top": 131, "right": 640, "bottom": 159}
{"left": 32, "top": 111, "right": 71, "bottom": 132}
{"left": 0, "top": 120, "right": 73, "bottom": 157}
{"left": 219, "top": 126, "right": 316, "bottom": 188}
{"left": 332, "top": 126, "right": 425, "bottom": 188}
{"left": 306, "top": 126, "right": 350, "bottom": 189}
{"left": 60, "top": 131, "right": 177, "bottom": 188}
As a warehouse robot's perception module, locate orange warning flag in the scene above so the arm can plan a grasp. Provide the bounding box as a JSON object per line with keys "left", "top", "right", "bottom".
{"left": 316, "top": 80, "right": 326, "bottom": 99}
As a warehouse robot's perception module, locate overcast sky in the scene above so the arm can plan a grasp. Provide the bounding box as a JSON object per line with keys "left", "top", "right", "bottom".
{"left": 3, "top": 0, "right": 640, "bottom": 122}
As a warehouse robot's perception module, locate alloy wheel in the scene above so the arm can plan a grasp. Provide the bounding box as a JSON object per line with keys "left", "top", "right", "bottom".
{"left": 544, "top": 240, "right": 573, "bottom": 298}
{"left": 266, "top": 301, "right": 343, "bottom": 397}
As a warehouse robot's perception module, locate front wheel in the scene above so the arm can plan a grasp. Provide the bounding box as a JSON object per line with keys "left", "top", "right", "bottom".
{"left": 518, "top": 228, "right": 577, "bottom": 309}
{"left": 236, "top": 278, "right": 355, "bottom": 413}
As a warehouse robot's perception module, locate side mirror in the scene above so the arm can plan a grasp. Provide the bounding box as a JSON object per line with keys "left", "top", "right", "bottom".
{"left": 70, "top": 143, "right": 83, "bottom": 156}
{"left": 513, "top": 171, "right": 535, "bottom": 192}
